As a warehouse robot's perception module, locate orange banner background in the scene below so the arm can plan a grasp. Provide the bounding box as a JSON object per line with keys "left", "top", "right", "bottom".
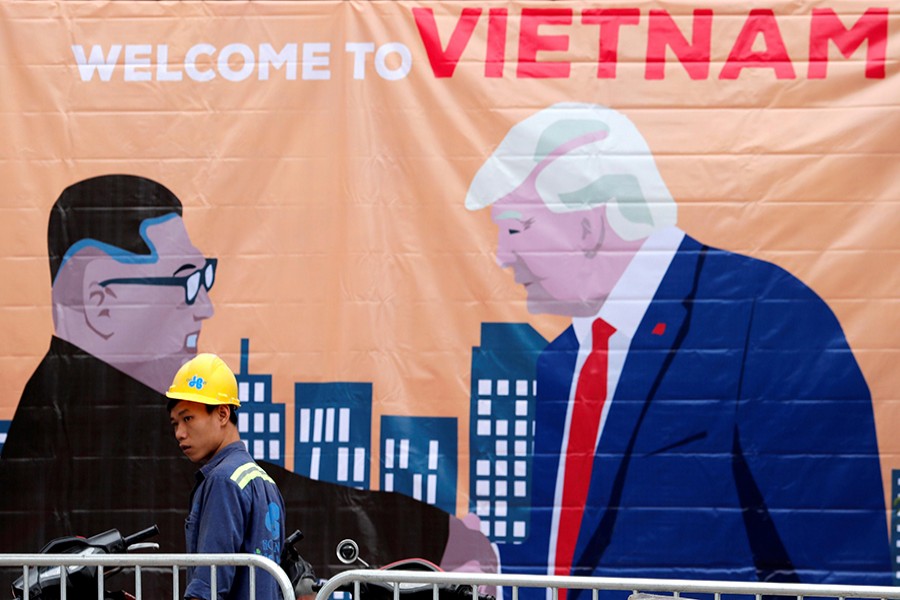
{"left": 1, "top": 1, "right": 898, "bottom": 516}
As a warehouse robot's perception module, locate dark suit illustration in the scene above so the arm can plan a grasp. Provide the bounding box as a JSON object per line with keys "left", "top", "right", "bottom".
{"left": 465, "top": 103, "right": 890, "bottom": 595}
{"left": 0, "top": 175, "right": 494, "bottom": 594}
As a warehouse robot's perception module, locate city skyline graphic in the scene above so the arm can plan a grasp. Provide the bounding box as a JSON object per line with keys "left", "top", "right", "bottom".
{"left": 232, "top": 325, "right": 548, "bottom": 543}
{"left": 0, "top": 420, "right": 8, "bottom": 456}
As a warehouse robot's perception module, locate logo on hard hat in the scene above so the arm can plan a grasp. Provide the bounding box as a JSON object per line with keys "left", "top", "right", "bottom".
{"left": 188, "top": 375, "right": 205, "bottom": 390}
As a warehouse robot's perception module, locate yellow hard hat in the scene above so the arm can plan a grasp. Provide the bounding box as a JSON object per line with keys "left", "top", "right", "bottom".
{"left": 166, "top": 353, "right": 240, "bottom": 407}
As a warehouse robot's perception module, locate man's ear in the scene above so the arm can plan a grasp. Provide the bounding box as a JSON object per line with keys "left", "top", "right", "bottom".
{"left": 216, "top": 404, "right": 231, "bottom": 424}
{"left": 83, "top": 280, "right": 115, "bottom": 340}
{"left": 580, "top": 205, "right": 607, "bottom": 258}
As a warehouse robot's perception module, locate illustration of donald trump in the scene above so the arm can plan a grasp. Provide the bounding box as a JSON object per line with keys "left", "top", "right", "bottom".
{"left": 466, "top": 103, "right": 890, "bottom": 597}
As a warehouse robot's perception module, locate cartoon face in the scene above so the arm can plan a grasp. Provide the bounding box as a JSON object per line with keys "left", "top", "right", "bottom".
{"left": 84, "top": 216, "right": 214, "bottom": 361}
{"left": 52, "top": 214, "right": 216, "bottom": 391}
{"left": 490, "top": 185, "right": 640, "bottom": 317}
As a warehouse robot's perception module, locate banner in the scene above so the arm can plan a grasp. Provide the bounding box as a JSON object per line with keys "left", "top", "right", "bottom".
{"left": 1, "top": 1, "right": 899, "bottom": 593}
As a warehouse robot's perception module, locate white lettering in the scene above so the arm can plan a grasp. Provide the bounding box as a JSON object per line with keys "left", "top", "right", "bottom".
{"left": 71, "top": 44, "right": 122, "bottom": 82}
{"left": 345, "top": 42, "right": 375, "bottom": 80}
{"left": 218, "top": 43, "right": 255, "bottom": 82}
{"left": 259, "top": 43, "right": 298, "bottom": 81}
{"left": 156, "top": 45, "right": 183, "bottom": 81}
{"left": 375, "top": 43, "right": 412, "bottom": 81}
{"left": 302, "top": 43, "right": 331, "bottom": 80}
{"left": 70, "top": 41, "right": 383, "bottom": 83}
{"left": 123, "top": 45, "right": 152, "bottom": 82}
{"left": 185, "top": 43, "right": 216, "bottom": 82}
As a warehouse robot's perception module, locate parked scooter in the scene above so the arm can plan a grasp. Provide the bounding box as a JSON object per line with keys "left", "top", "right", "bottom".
{"left": 278, "top": 535, "right": 495, "bottom": 600}
{"left": 11, "top": 526, "right": 160, "bottom": 600}
{"left": 13, "top": 526, "right": 317, "bottom": 600}
{"left": 281, "top": 530, "right": 318, "bottom": 598}
{"left": 14, "top": 527, "right": 493, "bottom": 600}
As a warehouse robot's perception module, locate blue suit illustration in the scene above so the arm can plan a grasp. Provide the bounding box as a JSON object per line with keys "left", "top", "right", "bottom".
{"left": 465, "top": 103, "right": 890, "bottom": 594}
{"left": 498, "top": 234, "right": 889, "bottom": 590}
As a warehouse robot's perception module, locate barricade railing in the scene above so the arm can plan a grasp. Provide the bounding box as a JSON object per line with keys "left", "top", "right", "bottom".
{"left": 315, "top": 570, "right": 900, "bottom": 600}
{"left": 0, "top": 553, "right": 295, "bottom": 600}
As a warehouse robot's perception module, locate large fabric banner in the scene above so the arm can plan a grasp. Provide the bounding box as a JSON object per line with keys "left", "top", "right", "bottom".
{"left": 1, "top": 1, "right": 899, "bottom": 594}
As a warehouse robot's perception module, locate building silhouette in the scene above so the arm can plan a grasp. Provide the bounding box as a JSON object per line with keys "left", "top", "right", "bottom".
{"left": 0, "top": 420, "right": 8, "bottom": 456}
{"left": 235, "top": 338, "right": 286, "bottom": 467}
{"left": 893, "top": 469, "right": 900, "bottom": 581}
{"left": 469, "top": 322, "right": 548, "bottom": 543}
{"left": 380, "top": 415, "right": 458, "bottom": 514}
{"left": 294, "top": 382, "right": 372, "bottom": 489}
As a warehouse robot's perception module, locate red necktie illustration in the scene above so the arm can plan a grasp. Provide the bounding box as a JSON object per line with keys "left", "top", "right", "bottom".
{"left": 554, "top": 318, "right": 616, "bottom": 596}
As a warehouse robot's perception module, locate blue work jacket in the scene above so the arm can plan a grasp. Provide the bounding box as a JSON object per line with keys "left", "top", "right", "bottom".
{"left": 185, "top": 442, "right": 286, "bottom": 600}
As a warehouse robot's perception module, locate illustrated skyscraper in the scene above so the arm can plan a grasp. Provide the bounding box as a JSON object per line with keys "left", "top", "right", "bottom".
{"left": 469, "top": 322, "right": 548, "bottom": 543}
{"left": 380, "top": 415, "right": 458, "bottom": 514}
{"left": 294, "top": 382, "right": 372, "bottom": 489}
{"left": 893, "top": 469, "right": 900, "bottom": 582}
{"left": 235, "top": 338, "right": 286, "bottom": 467}
{"left": 0, "top": 420, "right": 9, "bottom": 456}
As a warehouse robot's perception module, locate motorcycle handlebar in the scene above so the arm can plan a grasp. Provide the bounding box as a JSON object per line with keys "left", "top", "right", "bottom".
{"left": 122, "top": 525, "right": 159, "bottom": 548}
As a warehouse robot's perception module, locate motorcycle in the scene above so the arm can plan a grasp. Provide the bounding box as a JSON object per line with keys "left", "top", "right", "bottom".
{"left": 280, "top": 535, "right": 495, "bottom": 600}
{"left": 14, "top": 527, "right": 494, "bottom": 600}
{"left": 12, "top": 526, "right": 316, "bottom": 600}
{"left": 281, "top": 530, "right": 318, "bottom": 598}
{"left": 11, "top": 526, "right": 160, "bottom": 600}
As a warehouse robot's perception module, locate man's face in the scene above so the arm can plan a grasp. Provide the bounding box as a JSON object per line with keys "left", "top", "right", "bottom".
{"left": 490, "top": 188, "right": 639, "bottom": 317}
{"left": 169, "top": 400, "right": 229, "bottom": 463}
{"left": 82, "top": 216, "right": 214, "bottom": 367}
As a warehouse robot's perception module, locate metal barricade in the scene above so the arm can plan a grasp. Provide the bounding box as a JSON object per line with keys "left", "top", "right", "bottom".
{"left": 0, "top": 553, "right": 294, "bottom": 600}
{"left": 315, "top": 570, "right": 900, "bottom": 600}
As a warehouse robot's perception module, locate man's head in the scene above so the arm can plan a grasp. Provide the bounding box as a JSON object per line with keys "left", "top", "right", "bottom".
{"left": 166, "top": 353, "right": 241, "bottom": 463}
{"left": 465, "top": 103, "right": 677, "bottom": 317}
{"left": 49, "top": 175, "right": 215, "bottom": 392}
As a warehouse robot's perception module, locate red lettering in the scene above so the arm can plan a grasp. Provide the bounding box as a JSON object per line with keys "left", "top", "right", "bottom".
{"left": 411, "top": 6, "right": 885, "bottom": 82}
{"left": 582, "top": 8, "right": 640, "bottom": 79}
{"left": 517, "top": 8, "right": 573, "bottom": 78}
{"left": 645, "top": 9, "right": 713, "bottom": 80}
{"left": 809, "top": 8, "right": 887, "bottom": 79}
{"left": 412, "top": 7, "right": 482, "bottom": 78}
{"left": 720, "top": 9, "right": 796, "bottom": 80}
{"left": 485, "top": 9, "right": 508, "bottom": 78}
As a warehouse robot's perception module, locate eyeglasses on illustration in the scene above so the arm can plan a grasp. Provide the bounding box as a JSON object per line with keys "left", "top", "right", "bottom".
{"left": 98, "top": 258, "right": 217, "bottom": 305}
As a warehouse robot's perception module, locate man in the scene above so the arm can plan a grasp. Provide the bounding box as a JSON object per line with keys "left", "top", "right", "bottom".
{"left": 0, "top": 174, "right": 494, "bottom": 591}
{"left": 465, "top": 103, "right": 890, "bottom": 594}
{"left": 167, "top": 353, "right": 285, "bottom": 600}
